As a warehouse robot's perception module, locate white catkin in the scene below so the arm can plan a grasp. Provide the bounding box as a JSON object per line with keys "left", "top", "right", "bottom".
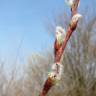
{"left": 56, "top": 64, "right": 63, "bottom": 80}
{"left": 65, "top": 0, "right": 80, "bottom": 7}
{"left": 65, "top": 0, "right": 74, "bottom": 7}
{"left": 71, "top": 13, "right": 82, "bottom": 22}
{"left": 49, "top": 63, "right": 64, "bottom": 81}
{"left": 56, "top": 26, "right": 66, "bottom": 45}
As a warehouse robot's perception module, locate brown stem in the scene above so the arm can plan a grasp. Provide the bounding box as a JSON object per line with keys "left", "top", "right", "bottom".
{"left": 39, "top": 77, "right": 55, "bottom": 96}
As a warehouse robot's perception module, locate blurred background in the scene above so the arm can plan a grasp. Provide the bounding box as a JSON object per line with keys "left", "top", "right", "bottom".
{"left": 0, "top": 0, "right": 96, "bottom": 96}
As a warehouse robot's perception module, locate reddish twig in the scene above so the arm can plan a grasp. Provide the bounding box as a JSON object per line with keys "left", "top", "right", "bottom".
{"left": 39, "top": 0, "right": 81, "bottom": 96}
